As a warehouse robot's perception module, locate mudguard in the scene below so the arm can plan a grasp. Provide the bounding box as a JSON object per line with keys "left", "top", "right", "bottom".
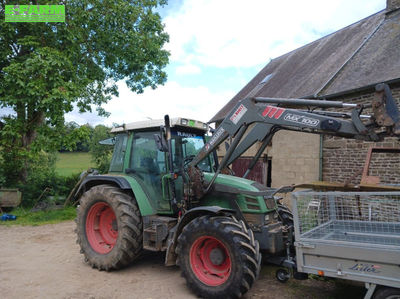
{"left": 75, "top": 175, "right": 155, "bottom": 216}
{"left": 165, "top": 206, "right": 234, "bottom": 266}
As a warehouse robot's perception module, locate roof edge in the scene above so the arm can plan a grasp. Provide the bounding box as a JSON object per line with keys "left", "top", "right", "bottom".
{"left": 309, "top": 78, "right": 400, "bottom": 100}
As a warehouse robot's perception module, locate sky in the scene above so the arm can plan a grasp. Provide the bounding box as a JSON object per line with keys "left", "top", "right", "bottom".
{"left": 2, "top": 0, "right": 388, "bottom": 126}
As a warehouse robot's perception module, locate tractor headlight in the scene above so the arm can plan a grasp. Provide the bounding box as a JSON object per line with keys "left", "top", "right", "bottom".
{"left": 181, "top": 118, "right": 188, "bottom": 125}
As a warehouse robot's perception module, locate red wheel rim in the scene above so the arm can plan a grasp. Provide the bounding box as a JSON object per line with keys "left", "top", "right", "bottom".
{"left": 189, "top": 236, "right": 231, "bottom": 286}
{"left": 86, "top": 202, "right": 118, "bottom": 254}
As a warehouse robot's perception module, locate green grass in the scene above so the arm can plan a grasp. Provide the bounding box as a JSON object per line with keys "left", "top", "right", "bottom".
{"left": 56, "top": 152, "right": 94, "bottom": 176}
{"left": 0, "top": 206, "right": 76, "bottom": 226}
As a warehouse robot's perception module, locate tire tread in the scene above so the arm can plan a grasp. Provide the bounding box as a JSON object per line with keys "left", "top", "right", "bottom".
{"left": 76, "top": 184, "right": 142, "bottom": 271}
{"left": 176, "top": 215, "right": 261, "bottom": 299}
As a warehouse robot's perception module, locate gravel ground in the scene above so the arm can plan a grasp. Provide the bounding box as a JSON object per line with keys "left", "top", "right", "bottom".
{"left": 0, "top": 221, "right": 365, "bottom": 299}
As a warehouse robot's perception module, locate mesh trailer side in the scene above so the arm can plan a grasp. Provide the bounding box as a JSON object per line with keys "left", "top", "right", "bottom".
{"left": 291, "top": 191, "right": 400, "bottom": 247}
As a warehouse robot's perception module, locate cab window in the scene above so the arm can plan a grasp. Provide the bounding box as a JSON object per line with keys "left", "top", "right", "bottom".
{"left": 109, "top": 134, "right": 127, "bottom": 172}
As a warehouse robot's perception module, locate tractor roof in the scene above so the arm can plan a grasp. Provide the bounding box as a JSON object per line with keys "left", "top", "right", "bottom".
{"left": 110, "top": 117, "right": 208, "bottom": 133}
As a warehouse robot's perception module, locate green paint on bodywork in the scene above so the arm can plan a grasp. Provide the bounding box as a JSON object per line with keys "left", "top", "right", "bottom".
{"left": 201, "top": 173, "right": 274, "bottom": 214}
{"left": 119, "top": 175, "right": 155, "bottom": 216}
{"left": 105, "top": 171, "right": 274, "bottom": 216}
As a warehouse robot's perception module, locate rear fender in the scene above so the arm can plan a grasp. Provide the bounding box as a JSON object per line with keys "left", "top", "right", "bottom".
{"left": 76, "top": 175, "right": 155, "bottom": 216}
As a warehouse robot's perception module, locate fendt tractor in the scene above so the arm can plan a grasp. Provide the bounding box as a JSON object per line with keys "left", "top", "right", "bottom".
{"left": 74, "top": 83, "right": 400, "bottom": 298}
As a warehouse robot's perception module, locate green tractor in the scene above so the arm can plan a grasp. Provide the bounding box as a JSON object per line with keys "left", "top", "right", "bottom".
{"left": 75, "top": 116, "right": 291, "bottom": 298}
{"left": 75, "top": 83, "right": 400, "bottom": 298}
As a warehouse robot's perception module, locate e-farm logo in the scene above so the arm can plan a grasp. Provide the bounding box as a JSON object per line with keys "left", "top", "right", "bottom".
{"left": 5, "top": 5, "right": 65, "bottom": 22}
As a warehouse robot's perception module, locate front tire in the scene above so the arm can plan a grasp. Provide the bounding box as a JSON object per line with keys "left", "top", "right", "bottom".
{"left": 176, "top": 215, "right": 261, "bottom": 299}
{"left": 76, "top": 185, "right": 142, "bottom": 271}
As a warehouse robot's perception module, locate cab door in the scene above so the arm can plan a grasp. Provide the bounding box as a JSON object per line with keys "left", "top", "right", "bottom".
{"left": 128, "top": 131, "right": 171, "bottom": 212}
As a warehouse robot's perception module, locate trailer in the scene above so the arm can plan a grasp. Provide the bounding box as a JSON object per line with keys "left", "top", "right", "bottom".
{"left": 291, "top": 191, "right": 400, "bottom": 299}
{"left": 0, "top": 188, "right": 21, "bottom": 213}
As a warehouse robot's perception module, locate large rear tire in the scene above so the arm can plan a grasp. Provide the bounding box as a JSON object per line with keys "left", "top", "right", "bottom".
{"left": 76, "top": 185, "right": 142, "bottom": 271}
{"left": 176, "top": 215, "right": 261, "bottom": 299}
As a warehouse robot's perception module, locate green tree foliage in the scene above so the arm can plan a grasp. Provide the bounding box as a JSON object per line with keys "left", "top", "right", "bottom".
{"left": 89, "top": 124, "right": 112, "bottom": 173}
{"left": 60, "top": 122, "right": 93, "bottom": 152}
{"left": 0, "top": 0, "right": 169, "bottom": 184}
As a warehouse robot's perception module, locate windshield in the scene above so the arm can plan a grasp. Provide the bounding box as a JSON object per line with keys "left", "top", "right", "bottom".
{"left": 171, "top": 130, "right": 212, "bottom": 172}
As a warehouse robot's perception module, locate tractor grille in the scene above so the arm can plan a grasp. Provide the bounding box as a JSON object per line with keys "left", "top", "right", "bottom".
{"left": 244, "top": 197, "right": 261, "bottom": 211}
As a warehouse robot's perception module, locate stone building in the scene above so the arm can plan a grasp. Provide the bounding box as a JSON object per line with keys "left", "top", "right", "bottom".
{"left": 209, "top": 1, "right": 400, "bottom": 187}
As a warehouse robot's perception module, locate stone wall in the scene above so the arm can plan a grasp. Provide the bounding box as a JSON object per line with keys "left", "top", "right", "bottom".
{"left": 322, "top": 83, "right": 400, "bottom": 185}
{"left": 216, "top": 129, "right": 320, "bottom": 187}
{"left": 270, "top": 131, "right": 320, "bottom": 187}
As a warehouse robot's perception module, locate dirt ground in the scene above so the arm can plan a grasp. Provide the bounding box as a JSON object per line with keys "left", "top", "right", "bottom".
{"left": 0, "top": 221, "right": 365, "bottom": 299}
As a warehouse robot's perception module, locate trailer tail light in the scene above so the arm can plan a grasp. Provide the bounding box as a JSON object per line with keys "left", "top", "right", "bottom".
{"left": 318, "top": 270, "right": 324, "bottom": 276}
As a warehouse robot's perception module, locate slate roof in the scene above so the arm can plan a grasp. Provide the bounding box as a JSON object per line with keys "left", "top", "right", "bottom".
{"left": 210, "top": 9, "right": 400, "bottom": 123}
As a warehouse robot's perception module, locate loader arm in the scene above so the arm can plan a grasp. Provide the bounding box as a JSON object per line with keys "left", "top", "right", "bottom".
{"left": 187, "top": 83, "right": 400, "bottom": 199}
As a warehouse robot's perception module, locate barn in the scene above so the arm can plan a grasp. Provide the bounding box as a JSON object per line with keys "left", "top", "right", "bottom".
{"left": 209, "top": 0, "right": 400, "bottom": 188}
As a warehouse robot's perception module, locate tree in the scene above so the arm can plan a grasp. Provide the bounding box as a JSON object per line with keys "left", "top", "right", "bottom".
{"left": 0, "top": 0, "right": 169, "bottom": 184}
{"left": 60, "top": 122, "right": 93, "bottom": 152}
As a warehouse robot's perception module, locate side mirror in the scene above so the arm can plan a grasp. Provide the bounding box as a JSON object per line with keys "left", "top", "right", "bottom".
{"left": 99, "top": 137, "right": 116, "bottom": 145}
{"left": 154, "top": 134, "right": 168, "bottom": 152}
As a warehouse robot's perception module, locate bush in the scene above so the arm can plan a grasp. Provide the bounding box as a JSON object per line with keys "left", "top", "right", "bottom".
{"left": 0, "top": 167, "right": 5, "bottom": 188}
{"left": 14, "top": 151, "right": 81, "bottom": 207}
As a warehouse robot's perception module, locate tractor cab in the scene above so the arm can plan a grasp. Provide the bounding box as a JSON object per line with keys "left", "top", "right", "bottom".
{"left": 109, "top": 117, "right": 214, "bottom": 213}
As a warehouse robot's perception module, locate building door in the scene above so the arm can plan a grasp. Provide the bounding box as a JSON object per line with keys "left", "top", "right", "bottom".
{"left": 231, "top": 157, "right": 271, "bottom": 186}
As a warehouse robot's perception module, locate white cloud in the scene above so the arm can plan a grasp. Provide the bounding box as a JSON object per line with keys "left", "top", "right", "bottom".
{"left": 66, "top": 81, "right": 235, "bottom": 126}
{"left": 65, "top": 0, "right": 386, "bottom": 126}
{"left": 175, "top": 63, "right": 202, "bottom": 75}
{"left": 64, "top": 109, "right": 105, "bottom": 125}
{"left": 164, "top": 0, "right": 385, "bottom": 68}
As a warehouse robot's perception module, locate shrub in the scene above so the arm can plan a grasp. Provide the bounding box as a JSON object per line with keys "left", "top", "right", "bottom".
{"left": 13, "top": 151, "right": 80, "bottom": 207}
{"left": 0, "top": 167, "right": 5, "bottom": 188}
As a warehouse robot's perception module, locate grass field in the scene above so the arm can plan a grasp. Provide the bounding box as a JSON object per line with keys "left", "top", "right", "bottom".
{"left": 0, "top": 206, "right": 76, "bottom": 226}
{"left": 55, "top": 152, "right": 94, "bottom": 176}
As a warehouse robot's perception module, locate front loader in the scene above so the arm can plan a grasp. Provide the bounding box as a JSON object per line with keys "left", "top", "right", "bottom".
{"left": 74, "top": 83, "right": 400, "bottom": 298}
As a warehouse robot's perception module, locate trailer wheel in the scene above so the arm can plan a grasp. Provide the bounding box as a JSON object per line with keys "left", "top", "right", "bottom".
{"left": 76, "top": 185, "right": 142, "bottom": 271}
{"left": 373, "top": 287, "right": 400, "bottom": 299}
{"left": 176, "top": 215, "right": 261, "bottom": 299}
{"left": 276, "top": 268, "right": 290, "bottom": 283}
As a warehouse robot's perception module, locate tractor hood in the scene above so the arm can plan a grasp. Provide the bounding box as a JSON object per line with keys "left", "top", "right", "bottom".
{"left": 201, "top": 172, "right": 275, "bottom": 213}
{"left": 203, "top": 172, "right": 268, "bottom": 194}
